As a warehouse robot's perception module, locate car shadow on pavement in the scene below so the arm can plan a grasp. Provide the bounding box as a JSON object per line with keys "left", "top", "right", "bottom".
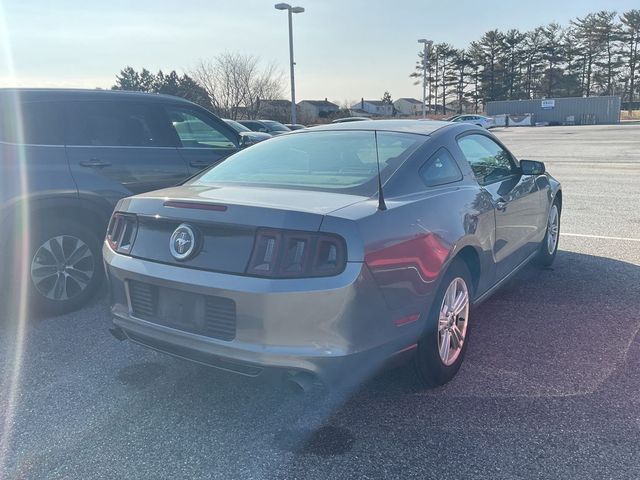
{"left": 365, "top": 248, "right": 640, "bottom": 399}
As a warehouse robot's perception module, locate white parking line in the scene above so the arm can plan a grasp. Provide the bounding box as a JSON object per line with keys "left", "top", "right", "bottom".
{"left": 562, "top": 233, "right": 640, "bottom": 242}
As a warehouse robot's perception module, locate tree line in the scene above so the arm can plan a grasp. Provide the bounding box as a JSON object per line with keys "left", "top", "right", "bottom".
{"left": 410, "top": 9, "right": 640, "bottom": 114}
{"left": 112, "top": 52, "right": 284, "bottom": 120}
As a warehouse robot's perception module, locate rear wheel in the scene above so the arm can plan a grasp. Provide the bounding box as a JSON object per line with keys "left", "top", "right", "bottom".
{"left": 536, "top": 201, "right": 560, "bottom": 266}
{"left": 27, "top": 221, "right": 103, "bottom": 315}
{"left": 414, "top": 259, "right": 472, "bottom": 388}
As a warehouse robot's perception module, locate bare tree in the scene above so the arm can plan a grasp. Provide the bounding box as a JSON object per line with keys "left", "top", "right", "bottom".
{"left": 191, "top": 52, "right": 285, "bottom": 119}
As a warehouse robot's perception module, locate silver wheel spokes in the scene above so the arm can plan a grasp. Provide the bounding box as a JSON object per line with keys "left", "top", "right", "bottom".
{"left": 438, "top": 277, "right": 470, "bottom": 366}
{"left": 547, "top": 205, "right": 559, "bottom": 254}
{"left": 30, "top": 235, "right": 95, "bottom": 301}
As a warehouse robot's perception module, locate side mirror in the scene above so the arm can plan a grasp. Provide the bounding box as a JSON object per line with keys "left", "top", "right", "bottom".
{"left": 520, "top": 159, "right": 545, "bottom": 175}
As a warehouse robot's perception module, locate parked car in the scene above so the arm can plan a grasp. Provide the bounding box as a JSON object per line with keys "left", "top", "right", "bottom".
{"left": 237, "top": 119, "right": 291, "bottom": 136}
{"left": 223, "top": 118, "right": 272, "bottom": 144}
{"left": 0, "top": 88, "right": 246, "bottom": 314}
{"left": 332, "top": 116, "right": 370, "bottom": 123}
{"left": 447, "top": 114, "right": 495, "bottom": 129}
{"left": 284, "top": 123, "right": 306, "bottom": 130}
{"left": 105, "top": 120, "right": 562, "bottom": 389}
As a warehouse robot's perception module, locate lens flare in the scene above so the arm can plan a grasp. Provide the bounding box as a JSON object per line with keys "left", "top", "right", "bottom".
{"left": 0, "top": 3, "right": 30, "bottom": 473}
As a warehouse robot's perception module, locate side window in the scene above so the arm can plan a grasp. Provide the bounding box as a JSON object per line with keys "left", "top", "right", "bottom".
{"left": 419, "top": 148, "right": 463, "bottom": 187}
{"left": 0, "top": 101, "right": 64, "bottom": 145}
{"left": 457, "top": 134, "right": 515, "bottom": 185}
{"left": 67, "top": 102, "right": 175, "bottom": 147}
{"left": 167, "top": 107, "right": 236, "bottom": 149}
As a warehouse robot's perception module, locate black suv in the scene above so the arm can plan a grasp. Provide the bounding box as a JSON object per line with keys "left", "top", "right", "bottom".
{"left": 0, "top": 88, "right": 243, "bottom": 314}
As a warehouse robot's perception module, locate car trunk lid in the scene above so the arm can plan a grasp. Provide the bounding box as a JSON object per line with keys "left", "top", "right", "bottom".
{"left": 119, "top": 184, "right": 367, "bottom": 274}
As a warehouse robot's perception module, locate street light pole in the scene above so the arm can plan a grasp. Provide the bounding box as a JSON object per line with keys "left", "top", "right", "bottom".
{"left": 275, "top": 3, "right": 304, "bottom": 125}
{"left": 418, "top": 39, "right": 432, "bottom": 119}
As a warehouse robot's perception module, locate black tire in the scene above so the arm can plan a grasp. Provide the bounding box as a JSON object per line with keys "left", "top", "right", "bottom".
{"left": 25, "top": 220, "right": 104, "bottom": 315}
{"left": 536, "top": 200, "right": 561, "bottom": 267}
{"left": 414, "top": 259, "right": 472, "bottom": 388}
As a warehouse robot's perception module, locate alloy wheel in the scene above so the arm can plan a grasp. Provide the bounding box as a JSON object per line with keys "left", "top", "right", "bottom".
{"left": 437, "top": 277, "right": 470, "bottom": 366}
{"left": 30, "top": 235, "right": 95, "bottom": 301}
{"left": 547, "top": 205, "right": 559, "bottom": 255}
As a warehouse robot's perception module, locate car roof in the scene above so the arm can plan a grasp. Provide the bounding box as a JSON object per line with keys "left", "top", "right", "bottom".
{"left": 0, "top": 88, "right": 193, "bottom": 105}
{"left": 308, "top": 119, "right": 451, "bottom": 136}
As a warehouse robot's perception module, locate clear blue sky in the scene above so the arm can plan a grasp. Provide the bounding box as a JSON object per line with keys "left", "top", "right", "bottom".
{"left": 0, "top": 0, "right": 637, "bottom": 104}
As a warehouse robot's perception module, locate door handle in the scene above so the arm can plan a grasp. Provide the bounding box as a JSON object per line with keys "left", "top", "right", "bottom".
{"left": 79, "top": 159, "right": 111, "bottom": 168}
{"left": 189, "top": 161, "right": 210, "bottom": 168}
{"left": 496, "top": 199, "right": 508, "bottom": 212}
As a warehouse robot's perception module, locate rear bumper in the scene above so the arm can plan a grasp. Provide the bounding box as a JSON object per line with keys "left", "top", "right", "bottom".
{"left": 104, "top": 245, "right": 424, "bottom": 382}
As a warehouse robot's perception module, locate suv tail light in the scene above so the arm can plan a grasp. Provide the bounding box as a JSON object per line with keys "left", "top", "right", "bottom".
{"left": 246, "top": 228, "right": 346, "bottom": 278}
{"left": 106, "top": 212, "right": 138, "bottom": 255}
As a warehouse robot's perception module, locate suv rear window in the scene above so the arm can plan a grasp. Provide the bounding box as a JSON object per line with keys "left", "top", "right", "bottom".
{"left": 0, "top": 101, "right": 64, "bottom": 145}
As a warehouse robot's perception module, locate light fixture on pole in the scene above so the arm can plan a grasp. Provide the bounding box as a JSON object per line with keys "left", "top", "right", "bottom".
{"left": 418, "top": 39, "right": 433, "bottom": 119}
{"left": 275, "top": 3, "right": 305, "bottom": 125}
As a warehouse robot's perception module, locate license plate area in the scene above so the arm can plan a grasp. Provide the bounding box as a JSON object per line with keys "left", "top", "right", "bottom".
{"left": 127, "top": 280, "right": 236, "bottom": 341}
{"left": 157, "top": 288, "right": 204, "bottom": 331}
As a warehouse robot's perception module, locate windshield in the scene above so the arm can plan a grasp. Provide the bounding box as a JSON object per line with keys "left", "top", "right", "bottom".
{"left": 191, "top": 130, "right": 426, "bottom": 195}
{"left": 224, "top": 119, "right": 251, "bottom": 132}
{"left": 262, "top": 120, "right": 290, "bottom": 132}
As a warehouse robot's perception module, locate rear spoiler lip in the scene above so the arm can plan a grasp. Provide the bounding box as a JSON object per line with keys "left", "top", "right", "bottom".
{"left": 163, "top": 200, "right": 228, "bottom": 212}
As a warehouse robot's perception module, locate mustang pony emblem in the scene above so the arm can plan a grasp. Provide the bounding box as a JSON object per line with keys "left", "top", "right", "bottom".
{"left": 169, "top": 224, "right": 197, "bottom": 260}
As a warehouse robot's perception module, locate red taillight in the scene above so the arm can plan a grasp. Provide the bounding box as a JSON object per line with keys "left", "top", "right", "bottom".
{"left": 106, "top": 212, "right": 138, "bottom": 255}
{"left": 246, "top": 228, "right": 346, "bottom": 278}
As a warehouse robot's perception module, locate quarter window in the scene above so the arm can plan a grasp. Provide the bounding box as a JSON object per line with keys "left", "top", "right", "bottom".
{"left": 0, "top": 101, "right": 64, "bottom": 145}
{"left": 419, "top": 148, "right": 462, "bottom": 187}
{"left": 457, "top": 134, "right": 515, "bottom": 185}
{"left": 167, "top": 107, "right": 236, "bottom": 149}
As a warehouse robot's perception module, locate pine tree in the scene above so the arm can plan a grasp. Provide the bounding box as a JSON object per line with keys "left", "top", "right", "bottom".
{"left": 592, "top": 11, "right": 624, "bottom": 95}
{"left": 112, "top": 66, "right": 141, "bottom": 91}
{"left": 522, "top": 28, "right": 545, "bottom": 99}
{"left": 503, "top": 29, "right": 526, "bottom": 99}
{"left": 620, "top": 9, "right": 640, "bottom": 107}
{"left": 540, "top": 23, "right": 566, "bottom": 98}
{"left": 475, "top": 30, "right": 506, "bottom": 103}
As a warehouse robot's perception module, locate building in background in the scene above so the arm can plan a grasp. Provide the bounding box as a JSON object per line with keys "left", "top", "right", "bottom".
{"left": 487, "top": 96, "right": 621, "bottom": 126}
{"left": 350, "top": 99, "right": 393, "bottom": 117}
{"left": 393, "top": 98, "right": 423, "bottom": 116}
{"left": 257, "top": 99, "right": 292, "bottom": 123}
{"left": 297, "top": 99, "right": 340, "bottom": 122}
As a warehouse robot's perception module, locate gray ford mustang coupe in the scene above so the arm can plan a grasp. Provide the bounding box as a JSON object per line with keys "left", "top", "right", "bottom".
{"left": 104, "top": 120, "right": 561, "bottom": 389}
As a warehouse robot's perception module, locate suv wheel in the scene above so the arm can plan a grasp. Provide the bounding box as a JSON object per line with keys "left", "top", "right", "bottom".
{"left": 28, "top": 221, "right": 103, "bottom": 315}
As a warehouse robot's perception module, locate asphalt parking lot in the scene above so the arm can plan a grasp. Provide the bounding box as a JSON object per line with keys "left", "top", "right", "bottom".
{"left": 1, "top": 124, "right": 639, "bottom": 479}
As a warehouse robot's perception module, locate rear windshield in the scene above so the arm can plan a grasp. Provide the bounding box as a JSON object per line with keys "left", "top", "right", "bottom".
{"left": 191, "top": 130, "right": 426, "bottom": 195}
{"left": 262, "top": 120, "right": 290, "bottom": 132}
